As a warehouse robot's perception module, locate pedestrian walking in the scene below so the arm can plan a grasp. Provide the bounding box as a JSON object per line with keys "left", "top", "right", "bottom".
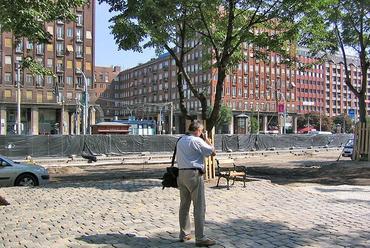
{"left": 176, "top": 120, "right": 216, "bottom": 247}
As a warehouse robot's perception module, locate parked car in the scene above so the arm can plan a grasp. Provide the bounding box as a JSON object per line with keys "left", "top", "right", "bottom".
{"left": 342, "top": 139, "right": 354, "bottom": 158}
{"left": 0, "top": 155, "right": 49, "bottom": 187}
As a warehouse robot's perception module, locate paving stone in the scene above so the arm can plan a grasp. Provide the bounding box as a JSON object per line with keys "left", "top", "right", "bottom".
{"left": 1, "top": 179, "right": 369, "bottom": 248}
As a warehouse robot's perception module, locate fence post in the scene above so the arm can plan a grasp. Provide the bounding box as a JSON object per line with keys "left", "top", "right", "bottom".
{"left": 354, "top": 122, "right": 370, "bottom": 161}
{"left": 204, "top": 126, "right": 216, "bottom": 181}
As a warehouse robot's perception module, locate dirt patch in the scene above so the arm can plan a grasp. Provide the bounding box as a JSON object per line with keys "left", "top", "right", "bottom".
{"left": 47, "top": 150, "right": 370, "bottom": 186}
{"left": 244, "top": 155, "right": 370, "bottom": 186}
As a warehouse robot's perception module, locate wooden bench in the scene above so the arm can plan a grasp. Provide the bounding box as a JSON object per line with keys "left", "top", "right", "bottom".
{"left": 215, "top": 158, "right": 247, "bottom": 190}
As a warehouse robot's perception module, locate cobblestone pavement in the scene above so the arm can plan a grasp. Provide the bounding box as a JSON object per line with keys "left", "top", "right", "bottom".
{"left": 1, "top": 179, "right": 370, "bottom": 248}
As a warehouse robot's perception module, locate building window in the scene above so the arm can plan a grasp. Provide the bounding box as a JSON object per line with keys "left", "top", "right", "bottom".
{"left": 36, "top": 43, "right": 44, "bottom": 55}
{"left": 76, "top": 28, "right": 83, "bottom": 42}
{"left": 76, "top": 76, "right": 83, "bottom": 88}
{"left": 47, "top": 59, "right": 53, "bottom": 68}
{"left": 26, "top": 90, "right": 33, "bottom": 100}
{"left": 47, "top": 44, "right": 53, "bottom": 52}
{"left": 16, "top": 40, "right": 24, "bottom": 53}
{"left": 26, "top": 74, "right": 33, "bottom": 85}
{"left": 66, "top": 76, "right": 73, "bottom": 86}
{"left": 66, "top": 60, "right": 73, "bottom": 69}
{"left": 4, "top": 90, "right": 12, "bottom": 98}
{"left": 232, "top": 87, "right": 236, "bottom": 97}
{"left": 5, "top": 56, "right": 12, "bottom": 65}
{"left": 56, "top": 42, "right": 64, "bottom": 56}
{"left": 5, "top": 38, "right": 12, "bottom": 47}
{"left": 4, "top": 73, "right": 12, "bottom": 84}
{"left": 56, "top": 26, "right": 64, "bottom": 40}
{"left": 56, "top": 60, "right": 64, "bottom": 73}
{"left": 57, "top": 75, "right": 64, "bottom": 87}
{"left": 86, "top": 31, "right": 92, "bottom": 39}
{"left": 46, "top": 76, "right": 54, "bottom": 85}
{"left": 35, "top": 75, "right": 44, "bottom": 87}
{"left": 26, "top": 41, "right": 33, "bottom": 50}
{"left": 85, "top": 46, "right": 92, "bottom": 55}
{"left": 66, "top": 27, "right": 73, "bottom": 38}
{"left": 75, "top": 44, "right": 83, "bottom": 58}
{"left": 76, "top": 14, "right": 83, "bottom": 26}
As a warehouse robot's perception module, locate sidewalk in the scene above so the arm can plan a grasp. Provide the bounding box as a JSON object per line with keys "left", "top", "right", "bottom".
{"left": 1, "top": 178, "right": 370, "bottom": 247}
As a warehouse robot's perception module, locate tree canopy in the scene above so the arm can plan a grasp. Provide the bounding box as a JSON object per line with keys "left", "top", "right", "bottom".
{"left": 298, "top": 0, "right": 369, "bottom": 123}
{"left": 101, "top": 0, "right": 308, "bottom": 132}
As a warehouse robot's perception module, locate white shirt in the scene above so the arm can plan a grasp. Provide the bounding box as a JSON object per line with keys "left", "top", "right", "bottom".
{"left": 176, "top": 134, "right": 214, "bottom": 170}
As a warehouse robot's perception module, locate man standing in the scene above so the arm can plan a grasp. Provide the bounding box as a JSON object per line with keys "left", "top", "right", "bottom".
{"left": 176, "top": 120, "right": 216, "bottom": 247}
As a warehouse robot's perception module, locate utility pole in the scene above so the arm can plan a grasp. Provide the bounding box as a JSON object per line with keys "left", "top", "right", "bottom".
{"left": 15, "top": 63, "right": 22, "bottom": 135}
{"left": 77, "top": 68, "right": 89, "bottom": 135}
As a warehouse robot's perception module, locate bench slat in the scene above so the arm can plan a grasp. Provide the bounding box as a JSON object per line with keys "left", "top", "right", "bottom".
{"left": 215, "top": 158, "right": 247, "bottom": 190}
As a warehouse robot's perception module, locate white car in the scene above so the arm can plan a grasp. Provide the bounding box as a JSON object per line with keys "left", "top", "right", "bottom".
{"left": 0, "top": 155, "right": 49, "bottom": 187}
{"left": 342, "top": 139, "right": 354, "bottom": 158}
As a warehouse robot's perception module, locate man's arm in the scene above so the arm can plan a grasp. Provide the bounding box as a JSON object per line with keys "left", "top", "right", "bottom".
{"left": 201, "top": 134, "right": 216, "bottom": 157}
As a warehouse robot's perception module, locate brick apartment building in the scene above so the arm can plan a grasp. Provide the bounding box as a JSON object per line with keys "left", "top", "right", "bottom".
{"left": 105, "top": 46, "right": 317, "bottom": 134}
{"left": 92, "top": 65, "right": 121, "bottom": 121}
{"left": 107, "top": 45, "right": 369, "bottom": 134}
{"left": 0, "top": 2, "right": 95, "bottom": 135}
{"left": 324, "top": 55, "right": 370, "bottom": 120}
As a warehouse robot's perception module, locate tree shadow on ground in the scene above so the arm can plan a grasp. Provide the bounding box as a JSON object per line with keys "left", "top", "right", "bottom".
{"left": 76, "top": 218, "right": 370, "bottom": 248}
{"left": 50, "top": 167, "right": 164, "bottom": 183}
{"left": 38, "top": 178, "right": 164, "bottom": 193}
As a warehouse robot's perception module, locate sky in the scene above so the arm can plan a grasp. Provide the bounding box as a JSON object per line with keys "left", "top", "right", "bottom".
{"left": 95, "top": 2, "right": 155, "bottom": 70}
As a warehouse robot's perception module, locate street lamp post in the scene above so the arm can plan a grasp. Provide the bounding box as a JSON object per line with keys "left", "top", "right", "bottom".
{"left": 15, "top": 63, "right": 22, "bottom": 135}
{"left": 319, "top": 101, "right": 322, "bottom": 131}
{"left": 75, "top": 97, "right": 81, "bottom": 135}
{"left": 282, "top": 95, "right": 287, "bottom": 135}
{"left": 256, "top": 103, "right": 260, "bottom": 134}
{"left": 77, "top": 68, "right": 89, "bottom": 135}
{"left": 60, "top": 96, "right": 65, "bottom": 135}
{"left": 169, "top": 102, "right": 173, "bottom": 135}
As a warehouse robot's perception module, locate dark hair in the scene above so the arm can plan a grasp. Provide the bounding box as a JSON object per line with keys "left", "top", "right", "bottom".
{"left": 188, "top": 120, "right": 203, "bottom": 132}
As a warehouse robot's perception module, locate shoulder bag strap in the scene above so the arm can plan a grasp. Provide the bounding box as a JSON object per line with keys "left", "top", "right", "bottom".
{"left": 171, "top": 136, "right": 183, "bottom": 167}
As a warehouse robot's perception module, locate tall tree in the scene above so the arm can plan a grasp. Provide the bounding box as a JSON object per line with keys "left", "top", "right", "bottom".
{"left": 298, "top": 0, "right": 369, "bottom": 123}
{"left": 100, "top": 0, "right": 306, "bottom": 132}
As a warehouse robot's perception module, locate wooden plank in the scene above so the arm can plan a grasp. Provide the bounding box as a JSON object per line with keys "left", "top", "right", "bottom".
{"left": 360, "top": 123, "right": 365, "bottom": 154}
{"left": 365, "top": 124, "right": 369, "bottom": 155}
{"left": 364, "top": 124, "right": 370, "bottom": 161}
{"left": 368, "top": 127, "right": 370, "bottom": 161}
{"left": 355, "top": 123, "right": 360, "bottom": 160}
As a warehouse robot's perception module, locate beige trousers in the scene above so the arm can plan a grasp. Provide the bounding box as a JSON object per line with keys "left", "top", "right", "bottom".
{"left": 177, "top": 170, "right": 205, "bottom": 241}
